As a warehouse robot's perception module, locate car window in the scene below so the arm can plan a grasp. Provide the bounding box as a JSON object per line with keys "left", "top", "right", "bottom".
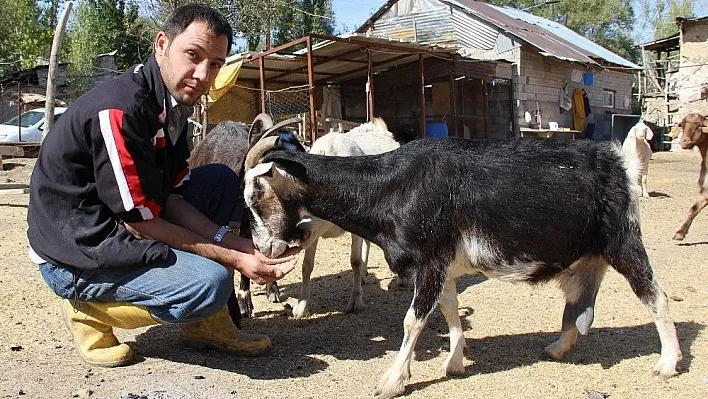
{"left": 53, "top": 113, "right": 63, "bottom": 123}
{"left": 3, "top": 111, "right": 45, "bottom": 127}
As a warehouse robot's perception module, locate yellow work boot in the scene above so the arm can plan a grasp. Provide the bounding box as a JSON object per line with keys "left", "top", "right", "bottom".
{"left": 61, "top": 300, "right": 159, "bottom": 367}
{"left": 180, "top": 306, "right": 272, "bottom": 356}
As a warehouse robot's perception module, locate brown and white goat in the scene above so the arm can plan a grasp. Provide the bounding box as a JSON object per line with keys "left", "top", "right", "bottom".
{"left": 243, "top": 137, "right": 682, "bottom": 398}
{"left": 670, "top": 113, "right": 708, "bottom": 240}
{"left": 622, "top": 121, "right": 654, "bottom": 198}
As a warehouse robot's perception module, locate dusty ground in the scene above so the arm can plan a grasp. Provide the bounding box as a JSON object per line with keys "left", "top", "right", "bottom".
{"left": 0, "top": 148, "right": 706, "bottom": 399}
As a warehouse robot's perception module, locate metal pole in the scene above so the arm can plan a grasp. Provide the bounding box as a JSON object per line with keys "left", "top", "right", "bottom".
{"left": 306, "top": 36, "right": 317, "bottom": 143}
{"left": 419, "top": 54, "right": 426, "bottom": 138}
{"left": 449, "top": 55, "right": 458, "bottom": 137}
{"left": 367, "top": 47, "right": 375, "bottom": 121}
{"left": 259, "top": 57, "right": 266, "bottom": 114}
{"left": 17, "top": 82, "right": 22, "bottom": 141}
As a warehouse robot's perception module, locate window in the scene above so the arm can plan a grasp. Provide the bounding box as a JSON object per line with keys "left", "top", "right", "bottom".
{"left": 603, "top": 89, "right": 615, "bottom": 108}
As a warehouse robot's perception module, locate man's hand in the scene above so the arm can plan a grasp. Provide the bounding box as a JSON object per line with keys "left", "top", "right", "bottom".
{"left": 233, "top": 247, "right": 300, "bottom": 285}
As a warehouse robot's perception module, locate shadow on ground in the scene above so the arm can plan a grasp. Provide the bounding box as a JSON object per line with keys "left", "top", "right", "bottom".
{"left": 132, "top": 269, "right": 702, "bottom": 386}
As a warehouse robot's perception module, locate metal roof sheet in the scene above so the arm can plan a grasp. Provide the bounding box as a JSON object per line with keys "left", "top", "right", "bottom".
{"left": 359, "top": 0, "right": 639, "bottom": 69}
{"left": 492, "top": 5, "right": 639, "bottom": 68}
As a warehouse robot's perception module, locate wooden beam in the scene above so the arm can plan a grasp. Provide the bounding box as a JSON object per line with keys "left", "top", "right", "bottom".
{"left": 306, "top": 36, "right": 317, "bottom": 143}
{"left": 243, "top": 36, "right": 309, "bottom": 64}
{"left": 367, "top": 47, "right": 375, "bottom": 121}
{"left": 420, "top": 54, "right": 426, "bottom": 139}
{"left": 315, "top": 53, "right": 413, "bottom": 85}
{"left": 259, "top": 57, "right": 266, "bottom": 114}
{"left": 449, "top": 55, "right": 458, "bottom": 137}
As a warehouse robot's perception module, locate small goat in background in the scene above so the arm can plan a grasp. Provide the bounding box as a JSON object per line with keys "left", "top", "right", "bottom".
{"left": 622, "top": 120, "right": 654, "bottom": 198}
{"left": 670, "top": 112, "right": 708, "bottom": 240}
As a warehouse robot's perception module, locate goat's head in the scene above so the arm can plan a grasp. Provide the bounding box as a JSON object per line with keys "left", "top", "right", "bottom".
{"left": 244, "top": 153, "right": 315, "bottom": 258}
{"left": 243, "top": 117, "right": 310, "bottom": 257}
{"left": 628, "top": 121, "right": 653, "bottom": 142}
{"left": 673, "top": 113, "right": 708, "bottom": 150}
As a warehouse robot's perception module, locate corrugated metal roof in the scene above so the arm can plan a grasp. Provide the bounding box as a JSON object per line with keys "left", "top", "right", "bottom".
{"left": 359, "top": 0, "right": 638, "bottom": 69}
{"left": 492, "top": 5, "right": 639, "bottom": 68}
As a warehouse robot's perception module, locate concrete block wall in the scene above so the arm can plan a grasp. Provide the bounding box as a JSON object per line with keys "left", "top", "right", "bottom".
{"left": 514, "top": 46, "right": 633, "bottom": 132}
{"left": 677, "top": 20, "right": 708, "bottom": 117}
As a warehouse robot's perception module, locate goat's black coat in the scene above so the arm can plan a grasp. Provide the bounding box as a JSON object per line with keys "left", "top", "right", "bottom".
{"left": 260, "top": 137, "right": 651, "bottom": 312}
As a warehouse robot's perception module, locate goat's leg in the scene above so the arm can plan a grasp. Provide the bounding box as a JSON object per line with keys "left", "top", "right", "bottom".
{"left": 238, "top": 274, "right": 254, "bottom": 317}
{"left": 293, "top": 240, "right": 317, "bottom": 319}
{"left": 346, "top": 235, "right": 366, "bottom": 313}
{"left": 641, "top": 173, "right": 650, "bottom": 198}
{"left": 438, "top": 278, "right": 466, "bottom": 376}
{"left": 265, "top": 282, "right": 281, "bottom": 303}
{"left": 673, "top": 194, "right": 707, "bottom": 240}
{"left": 609, "top": 235, "right": 681, "bottom": 377}
{"left": 375, "top": 261, "right": 444, "bottom": 399}
{"left": 546, "top": 256, "right": 607, "bottom": 359}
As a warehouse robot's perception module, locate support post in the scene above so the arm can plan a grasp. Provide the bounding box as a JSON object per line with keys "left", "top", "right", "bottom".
{"left": 367, "top": 47, "right": 375, "bottom": 121}
{"left": 306, "top": 36, "right": 317, "bottom": 143}
{"left": 259, "top": 57, "right": 266, "bottom": 114}
{"left": 419, "top": 54, "right": 426, "bottom": 138}
{"left": 43, "top": 1, "right": 72, "bottom": 142}
{"left": 449, "top": 55, "right": 458, "bottom": 137}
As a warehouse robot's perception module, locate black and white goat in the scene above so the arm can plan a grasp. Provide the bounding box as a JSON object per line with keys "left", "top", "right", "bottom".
{"left": 243, "top": 137, "right": 682, "bottom": 398}
{"left": 287, "top": 117, "right": 400, "bottom": 318}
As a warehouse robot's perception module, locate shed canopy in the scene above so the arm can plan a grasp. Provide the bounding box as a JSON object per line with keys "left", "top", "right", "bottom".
{"left": 235, "top": 33, "right": 463, "bottom": 86}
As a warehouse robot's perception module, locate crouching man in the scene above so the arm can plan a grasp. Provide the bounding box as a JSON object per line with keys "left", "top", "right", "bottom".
{"left": 27, "top": 4, "right": 298, "bottom": 367}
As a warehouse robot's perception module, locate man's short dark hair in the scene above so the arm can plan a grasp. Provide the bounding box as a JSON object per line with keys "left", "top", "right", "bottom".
{"left": 162, "top": 4, "right": 233, "bottom": 55}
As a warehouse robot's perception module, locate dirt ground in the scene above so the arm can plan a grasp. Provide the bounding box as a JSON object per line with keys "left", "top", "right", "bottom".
{"left": 0, "top": 148, "right": 706, "bottom": 399}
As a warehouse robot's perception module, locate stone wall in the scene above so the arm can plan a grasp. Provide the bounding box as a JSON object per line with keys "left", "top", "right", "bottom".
{"left": 514, "top": 46, "right": 633, "bottom": 132}
{"left": 677, "top": 19, "right": 708, "bottom": 117}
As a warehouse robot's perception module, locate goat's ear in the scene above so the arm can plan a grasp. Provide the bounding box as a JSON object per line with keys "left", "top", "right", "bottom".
{"left": 645, "top": 127, "right": 654, "bottom": 141}
{"left": 249, "top": 162, "right": 274, "bottom": 178}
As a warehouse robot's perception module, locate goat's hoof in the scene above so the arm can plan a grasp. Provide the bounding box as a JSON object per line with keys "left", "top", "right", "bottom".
{"left": 345, "top": 298, "right": 366, "bottom": 313}
{"left": 292, "top": 302, "right": 311, "bottom": 319}
{"left": 672, "top": 232, "right": 686, "bottom": 241}
{"left": 544, "top": 341, "right": 569, "bottom": 360}
{"left": 375, "top": 368, "right": 408, "bottom": 399}
{"left": 652, "top": 355, "right": 680, "bottom": 379}
{"left": 443, "top": 358, "right": 466, "bottom": 376}
{"left": 237, "top": 290, "right": 254, "bottom": 317}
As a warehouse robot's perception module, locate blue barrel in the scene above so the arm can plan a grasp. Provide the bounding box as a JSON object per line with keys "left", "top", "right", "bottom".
{"left": 426, "top": 121, "right": 448, "bottom": 138}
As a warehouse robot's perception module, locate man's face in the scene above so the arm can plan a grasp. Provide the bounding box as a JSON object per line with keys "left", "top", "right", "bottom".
{"left": 154, "top": 21, "right": 228, "bottom": 106}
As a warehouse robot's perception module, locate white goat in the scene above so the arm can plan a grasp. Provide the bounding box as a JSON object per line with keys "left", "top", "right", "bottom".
{"left": 622, "top": 121, "right": 654, "bottom": 198}
{"left": 292, "top": 118, "right": 400, "bottom": 318}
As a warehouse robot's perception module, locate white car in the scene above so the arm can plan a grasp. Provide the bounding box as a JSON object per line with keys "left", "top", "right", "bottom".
{"left": 0, "top": 107, "right": 67, "bottom": 143}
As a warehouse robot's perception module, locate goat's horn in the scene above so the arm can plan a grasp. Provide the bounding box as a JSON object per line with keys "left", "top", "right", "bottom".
{"left": 263, "top": 116, "right": 303, "bottom": 138}
{"left": 248, "top": 113, "right": 274, "bottom": 144}
{"left": 245, "top": 136, "right": 279, "bottom": 170}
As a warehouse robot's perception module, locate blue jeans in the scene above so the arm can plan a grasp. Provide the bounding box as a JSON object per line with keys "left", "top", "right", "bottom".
{"left": 39, "top": 164, "right": 242, "bottom": 324}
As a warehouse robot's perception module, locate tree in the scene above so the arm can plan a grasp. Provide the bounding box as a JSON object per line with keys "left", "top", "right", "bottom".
{"left": 639, "top": 0, "right": 696, "bottom": 40}
{"left": 65, "top": 0, "right": 153, "bottom": 94}
{"left": 0, "top": 0, "right": 54, "bottom": 76}
{"left": 487, "top": 0, "right": 639, "bottom": 63}
{"left": 235, "top": 0, "right": 335, "bottom": 51}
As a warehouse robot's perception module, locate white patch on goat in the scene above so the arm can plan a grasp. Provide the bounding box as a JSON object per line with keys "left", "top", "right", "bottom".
{"left": 457, "top": 233, "right": 544, "bottom": 282}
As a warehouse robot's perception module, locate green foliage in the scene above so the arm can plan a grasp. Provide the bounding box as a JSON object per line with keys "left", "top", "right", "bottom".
{"left": 639, "top": 0, "right": 695, "bottom": 40}
{"left": 235, "top": 0, "right": 335, "bottom": 51}
{"left": 0, "top": 0, "right": 54, "bottom": 76}
{"left": 65, "top": 0, "right": 153, "bottom": 94}
{"left": 487, "top": 0, "right": 639, "bottom": 63}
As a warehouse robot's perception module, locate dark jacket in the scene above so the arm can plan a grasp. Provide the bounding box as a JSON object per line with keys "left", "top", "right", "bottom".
{"left": 27, "top": 56, "right": 192, "bottom": 270}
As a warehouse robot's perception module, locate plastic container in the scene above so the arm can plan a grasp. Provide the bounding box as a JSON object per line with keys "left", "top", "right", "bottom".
{"left": 425, "top": 121, "right": 448, "bottom": 138}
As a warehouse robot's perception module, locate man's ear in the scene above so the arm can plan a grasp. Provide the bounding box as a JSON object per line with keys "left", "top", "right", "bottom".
{"left": 154, "top": 31, "right": 169, "bottom": 57}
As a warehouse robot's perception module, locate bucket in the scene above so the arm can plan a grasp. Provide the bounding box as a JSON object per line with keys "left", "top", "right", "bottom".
{"left": 425, "top": 121, "right": 448, "bottom": 138}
